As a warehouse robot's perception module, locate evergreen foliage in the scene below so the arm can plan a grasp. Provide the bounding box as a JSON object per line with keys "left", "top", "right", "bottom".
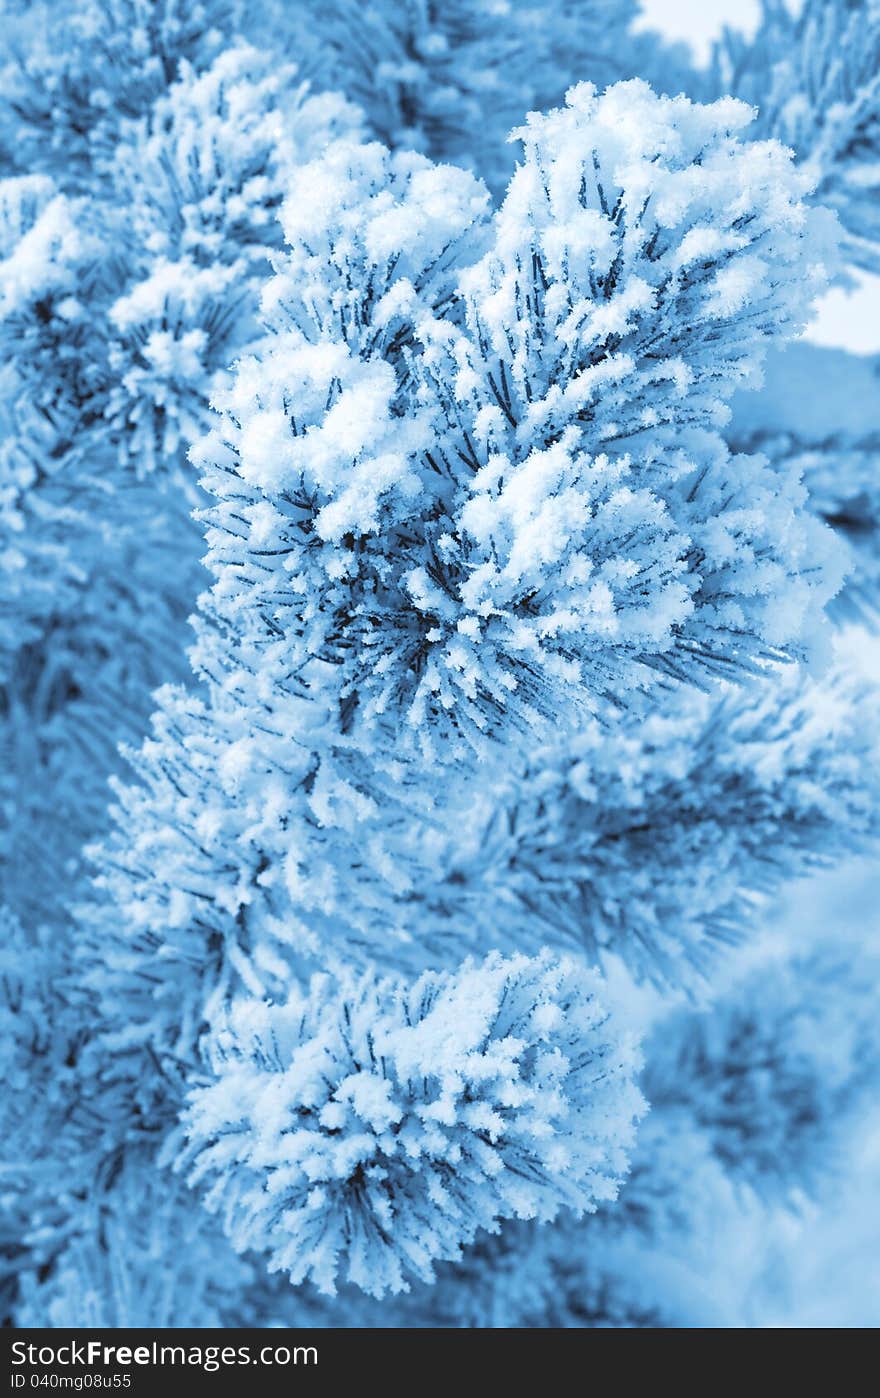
{"left": 3, "top": 0, "right": 879, "bottom": 1329}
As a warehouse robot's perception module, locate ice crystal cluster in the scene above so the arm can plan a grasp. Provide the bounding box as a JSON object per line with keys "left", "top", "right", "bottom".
{"left": 2, "top": 0, "right": 879, "bottom": 1328}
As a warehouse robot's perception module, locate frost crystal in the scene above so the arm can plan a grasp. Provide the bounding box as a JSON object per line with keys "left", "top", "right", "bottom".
{"left": 183, "top": 952, "right": 644, "bottom": 1296}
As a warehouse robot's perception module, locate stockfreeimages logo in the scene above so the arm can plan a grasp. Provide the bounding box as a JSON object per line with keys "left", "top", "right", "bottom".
{"left": 10, "top": 1341, "right": 317, "bottom": 1375}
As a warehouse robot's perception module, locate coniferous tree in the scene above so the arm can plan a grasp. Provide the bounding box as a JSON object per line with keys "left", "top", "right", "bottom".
{"left": 4, "top": 2, "right": 880, "bottom": 1330}
{"left": 261, "top": 0, "right": 695, "bottom": 193}
{"left": 0, "top": 11, "right": 358, "bottom": 1316}
{"left": 0, "top": 37, "right": 358, "bottom": 927}
{"left": 706, "top": 0, "right": 880, "bottom": 275}
{"left": 68, "top": 83, "right": 873, "bottom": 1319}
{"left": 704, "top": 0, "right": 880, "bottom": 621}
